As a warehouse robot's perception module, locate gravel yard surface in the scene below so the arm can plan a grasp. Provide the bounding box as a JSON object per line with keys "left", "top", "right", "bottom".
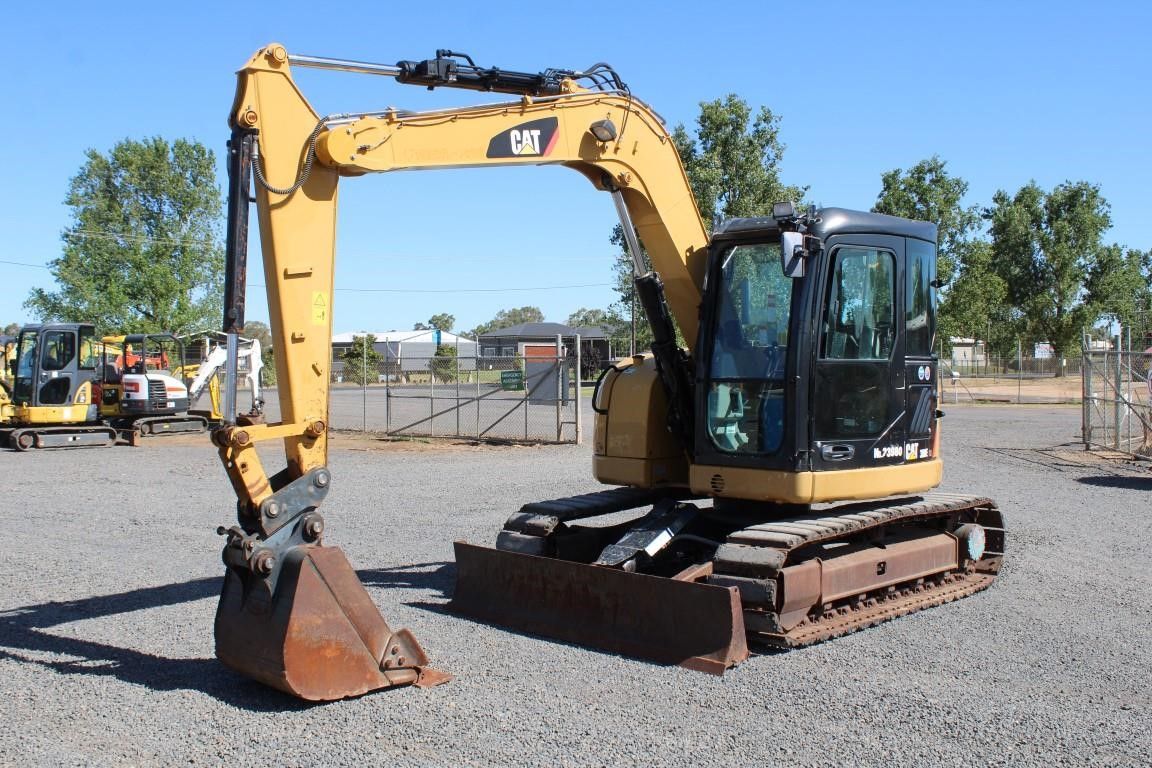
{"left": 1, "top": 405, "right": 1149, "bottom": 767}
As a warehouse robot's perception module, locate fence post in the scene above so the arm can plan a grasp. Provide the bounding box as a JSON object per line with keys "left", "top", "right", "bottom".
{"left": 1082, "top": 347, "right": 1092, "bottom": 449}
{"left": 1016, "top": 339, "right": 1022, "bottom": 404}
{"left": 1126, "top": 328, "right": 1133, "bottom": 451}
{"left": 555, "top": 334, "right": 563, "bottom": 441}
{"left": 575, "top": 333, "right": 582, "bottom": 445}
{"left": 455, "top": 337, "right": 461, "bottom": 438}
{"left": 361, "top": 338, "right": 367, "bottom": 432}
{"left": 1114, "top": 334, "right": 1122, "bottom": 450}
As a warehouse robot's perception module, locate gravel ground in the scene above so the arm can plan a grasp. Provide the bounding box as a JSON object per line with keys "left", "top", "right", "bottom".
{"left": 1, "top": 405, "right": 1149, "bottom": 767}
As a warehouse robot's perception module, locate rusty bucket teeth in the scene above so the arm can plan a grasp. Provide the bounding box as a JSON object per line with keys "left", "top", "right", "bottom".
{"left": 215, "top": 545, "right": 450, "bottom": 701}
{"left": 451, "top": 541, "right": 749, "bottom": 675}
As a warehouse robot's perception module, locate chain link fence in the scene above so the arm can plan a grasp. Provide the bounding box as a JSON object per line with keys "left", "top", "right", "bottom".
{"left": 329, "top": 346, "right": 583, "bottom": 444}
{"left": 946, "top": 355, "right": 1083, "bottom": 379}
{"left": 938, "top": 357, "right": 1082, "bottom": 404}
{"left": 1081, "top": 349, "right": 1152, "bottom": 456}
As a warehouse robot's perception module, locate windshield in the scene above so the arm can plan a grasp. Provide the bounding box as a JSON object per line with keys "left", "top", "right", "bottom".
{"left": 705, "top": 243, "right": 793, "bottom": 455}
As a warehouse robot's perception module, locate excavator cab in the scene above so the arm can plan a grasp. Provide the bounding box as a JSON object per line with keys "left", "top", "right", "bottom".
{"left": 457, "top": 209, "right": 1003, "bottom": 666}
{"left": 692, "top": 210, "right": 939, "bottom": 489}
{"left": 9, "top": 324, "right": 98, "bottom": 410}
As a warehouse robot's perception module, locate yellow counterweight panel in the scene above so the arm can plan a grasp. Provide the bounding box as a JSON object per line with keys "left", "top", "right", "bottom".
{"left": 592, "top": 355, "right": 688, "bottom": 488}
{"left": 689, "top": 459, "right": 943, "bottom": 505}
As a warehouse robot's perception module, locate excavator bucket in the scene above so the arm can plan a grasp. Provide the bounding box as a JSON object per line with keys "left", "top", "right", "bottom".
{"left": 216, "top": 545, "right": 450, "bottom": 701}
{"left": 451, "top": 542, "right": 749, "bottom": 675}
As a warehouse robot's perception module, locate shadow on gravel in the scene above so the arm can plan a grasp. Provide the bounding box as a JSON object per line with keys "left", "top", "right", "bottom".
{"left": 0, "top": 577, "right": 320, "bottom": 711}
{"left": 1076, "top": 475, "right": 1152, "bottom": 491}
{"left": 358, "top": 561, "right": 456, "bottom": 598}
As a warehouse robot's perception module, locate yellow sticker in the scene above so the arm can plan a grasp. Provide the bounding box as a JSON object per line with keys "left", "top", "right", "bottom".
{"left": 311, "top": 291, "right": 328, "bottom": 326}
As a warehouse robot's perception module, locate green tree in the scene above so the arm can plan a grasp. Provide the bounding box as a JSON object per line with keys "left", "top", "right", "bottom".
{"left": 568, "top": 307, "right": 627, "bottom": 365}
{"left": 429, "top": 344, "right": 458, "bottom": 382}
{"left": 470, "top": 306, "right": 545, "bottom": 338}
{"left": 1086, "top": 246, "right": 1151, "bottom": 338}
{"left": 987, "top": 180, "right": 1116, "bottom": 371}
{"left": 25, "top": 137, "right": 223, "bottom": 334}
{"left": 937, "top": 240, "right": 1019, "bottom": 358}
{"left": 872, "top": 155, "right": 980, "bottom": 285}
{"left": 3, "top": 322, "right": 19, "bottom": 336}
{"left": 566, "top": 308, "right": 612, "bottom": 329}
{"left": 341, "top": 334, "right": 383, "bottom": 385}
{"left": 428, "top": 313, "right": 455, "bottom": 333}
{"left": 606, "top": 231, "right": 655, "bottom": 355}
{"left": 674, "top": 95, "right": 807, "bottom": 223}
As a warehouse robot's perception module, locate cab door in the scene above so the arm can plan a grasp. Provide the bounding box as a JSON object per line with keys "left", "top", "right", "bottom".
{"left": 35, "top": 328, "right": 79, "bottom": 405}
{"left": 811, "top": 235, "right": 905, "bottom": 471}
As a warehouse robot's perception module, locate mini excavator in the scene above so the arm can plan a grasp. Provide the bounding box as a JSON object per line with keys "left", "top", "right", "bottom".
{"left": 213, "top": 44, "right": 1004, "bottom": 700}
{"left": 0, "top": 323, "right": 116, "bottom": 449}
{"left": 1, "top": 326, "right": 210, "bottom": 449}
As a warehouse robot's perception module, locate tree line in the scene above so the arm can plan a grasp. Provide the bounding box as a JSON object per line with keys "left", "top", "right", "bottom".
{"left": 16, "top": 104, "right": 1149, "bottom": 373}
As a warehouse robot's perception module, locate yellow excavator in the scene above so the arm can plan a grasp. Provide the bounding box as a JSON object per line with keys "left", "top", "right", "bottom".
{"left": 212, "top": 44, "right": 1004, "bottom": 700}
{"left": 1, "top": 323, "right": 118, "bottom": 449}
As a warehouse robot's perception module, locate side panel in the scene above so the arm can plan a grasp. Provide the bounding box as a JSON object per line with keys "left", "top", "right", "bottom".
{"left": 903, "top": 237, "right": 939, "bottom": 464}
{"left": 592, "top": 357, "right": 689, "bottom": 488}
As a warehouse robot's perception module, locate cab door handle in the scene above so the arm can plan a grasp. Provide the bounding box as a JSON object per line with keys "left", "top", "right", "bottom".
{"left": 821, "top": 444, "right": 854, "bottom": 461}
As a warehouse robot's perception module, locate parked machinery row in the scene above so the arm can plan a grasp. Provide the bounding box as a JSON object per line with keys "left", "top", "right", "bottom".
{"left": 0, "top": 323, "right": 261, "bottom": 451}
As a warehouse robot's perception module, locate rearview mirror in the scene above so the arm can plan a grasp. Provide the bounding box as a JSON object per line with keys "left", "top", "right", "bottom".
{"left": 781, "top": 231, "right": 805, "bottom": 278}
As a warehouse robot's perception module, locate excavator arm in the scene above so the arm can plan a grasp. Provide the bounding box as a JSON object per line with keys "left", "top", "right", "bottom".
{"left": 213, "top": 43, "right": 709, "bottom": 700}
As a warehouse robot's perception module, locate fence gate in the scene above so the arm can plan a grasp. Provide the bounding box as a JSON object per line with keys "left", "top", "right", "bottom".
{"left": 1081, "top": 347, "right": 1151, "bottom": 456}
{"left": 343, "top": 336, "right": 581, "bottom": 444}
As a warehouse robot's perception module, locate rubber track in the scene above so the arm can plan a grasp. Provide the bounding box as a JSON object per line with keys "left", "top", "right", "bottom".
{"left": 715, "top": 493, "right": 1004, "bottom": 648}
{"left": 764, "top": 571, "right": 997, "bottom": 648}
{"left": 723, "top": 492, "right": 999, "bottom": 558}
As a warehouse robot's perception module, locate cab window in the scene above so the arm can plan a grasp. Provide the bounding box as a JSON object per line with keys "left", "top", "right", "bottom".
{"left": 905, "top": 239, "right": 936, "bottom": 356}
{"left": 822, "top": 248, "right": 895, "bottom": 361}
{"left": 40, "top": 331, "right": 76, "bottom": 372}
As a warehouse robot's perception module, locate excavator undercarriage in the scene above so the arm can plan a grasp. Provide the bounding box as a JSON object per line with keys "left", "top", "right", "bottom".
{"left": 455, "top": 491, "right": 1003, "bottom": 672}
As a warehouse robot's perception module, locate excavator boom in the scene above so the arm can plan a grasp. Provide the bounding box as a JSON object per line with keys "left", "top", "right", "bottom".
{"left": 214, "top": 44, "right": 710, "bottom": 699}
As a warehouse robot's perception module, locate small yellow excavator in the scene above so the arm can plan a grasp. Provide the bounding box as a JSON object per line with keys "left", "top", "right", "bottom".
{"left": 0, "top": 323, "right": 117, "bottom": 450}
{"left": 210, "top": 44, "right": 1004, "bottom": 700}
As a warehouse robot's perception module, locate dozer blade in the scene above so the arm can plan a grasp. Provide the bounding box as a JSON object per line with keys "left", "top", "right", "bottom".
{"left": 451, "top": 541, "right": 749, "bottom": 675}
{"left": 216, "top": 545, "right": 450, "bottom": 701}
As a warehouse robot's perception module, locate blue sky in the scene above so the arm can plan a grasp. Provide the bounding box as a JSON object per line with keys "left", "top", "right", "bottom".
{"left": 2, "top": 1, "right": 1149, "bottom": 336}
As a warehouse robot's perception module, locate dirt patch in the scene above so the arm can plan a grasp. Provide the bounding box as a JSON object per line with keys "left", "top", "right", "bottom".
{"left": 329, "top": 430, "right": 547, "bottom": 453}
